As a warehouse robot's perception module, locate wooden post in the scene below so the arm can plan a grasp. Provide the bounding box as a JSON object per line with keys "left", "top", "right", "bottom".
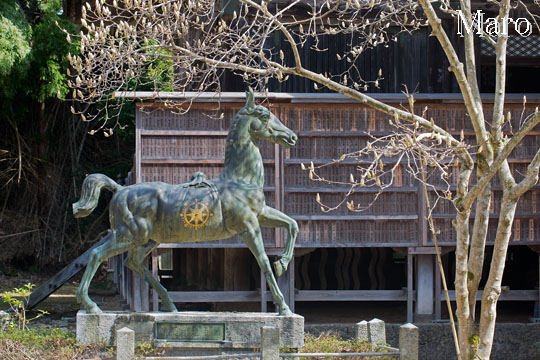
{"left": 417, "top": 181, "right": 428, "bottom": 247}
{"left": 141, "top": 258, "right": 150, "bottom": 312}
{"left": 151, "top": 250, "right": 159, "bottom": 311}
{"left": 113, "top": 255, "right": 119, "bottom": 285}
{"left": 126, "top": 268, "right": 132, "bottom": 308}
{"left": 277, "top": 267, "right": 290, "bottom": 311}
{"left": 537, "top": 252, "right": 540, "bottom": 318}
{"left": 277, "top": 257, "right": 295, "bottom": 312}
{"left": 260, "top": 266, "right": 267, "bottom": 312}
{"left": 415, "top": 254, "right": 434, "bottom": 321}
{"left": 135, "top": 108, "right": 142, "bottom": 184}
{"left": 289, "top": 256, "right": 295, "bottom": 312}
{"left": 435, "top": 255, "right": 441, "bottom": 320}
{"left": 120, "top": 255, "right": 127, "bottom": 301}
{"left": 132, "top": 271, "right": 142, "bottom": 312}
{"left": 118, "top": 255, "right": 124, "bottom": 298}
{"left": 274, "top": 143, "right": 282, "bottom": 248}
{"left": 407, "top": 252, "right": 413, "bottom": 323}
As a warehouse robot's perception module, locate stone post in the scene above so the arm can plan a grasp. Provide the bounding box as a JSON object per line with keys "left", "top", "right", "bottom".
{"left": 261, "top": 325, "right": 280, "bottom": 360}
{"left": 354, "top": 320, "right": 369, "bottom": 341}
{"left": 368, "top": 318, "right": 386, "bottom": 345}
{"left": 399, "top": 323, "right": 419, "bottom": 360}
{"left": 0, "top": 311, "right": 10, "bottom": 331}
{"left": 116, "top": 327, "right": 135, "bottom": 360}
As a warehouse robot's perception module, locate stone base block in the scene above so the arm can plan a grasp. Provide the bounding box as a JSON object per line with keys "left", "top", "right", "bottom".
{"left": 76, "top": 311, "right": 304, "bottom": 350}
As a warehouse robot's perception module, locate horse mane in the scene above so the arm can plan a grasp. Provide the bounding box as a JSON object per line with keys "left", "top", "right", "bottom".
{"left": 237, "top": 104, "right": 270, "bottom": 118}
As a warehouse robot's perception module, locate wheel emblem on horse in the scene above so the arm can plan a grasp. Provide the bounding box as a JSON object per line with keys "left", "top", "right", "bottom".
{"left": 73, "top": 88, "right": 298, "bottom": 315}
{"left": 180, "top": 199, "right": 214, "bottom": 230}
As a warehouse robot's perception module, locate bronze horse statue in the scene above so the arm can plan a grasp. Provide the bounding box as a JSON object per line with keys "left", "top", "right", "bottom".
{"left": 73, "top": 89, "right": 298, "bottom": 315}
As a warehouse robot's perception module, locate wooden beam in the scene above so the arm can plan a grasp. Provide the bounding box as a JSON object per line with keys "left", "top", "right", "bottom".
{"left": 292, "top": 214, "right": 418, "bottom": 221}
{"left": 284, "top": 186, "right": 418, "bottom": 193}
{"left": 141, "top": 130, "right": 228, "bottom": 136}
{"left": 433, "top": 213, "right": 540, "bottom": 219}
{"left": 442, "top": 290, "right": 539, "bottom": 301}
{"left": 117, "top": 91, "right": 540, "bottom": 104}
{"left": 158, "top": 241, "right": 420, "bottom": 248}
{"left": 168, "top": 291, "right": 262, "bottom": 302}
{"left": 407, "top": 253, "right": 414, "bottom": 323}
{"left": 295, "top": 290, "right": 411, "bottom": 301}
{"left": 25, "top": 235, "right": 109, "bottom": 310}
{"left": 408, "top": 247, "right": 454, "bottom": 255}
{"left": 141, "top": 159, "right": 275, "bottom": 165}
{"left": 284, "top": 158, "right": 410, "bottom": 165}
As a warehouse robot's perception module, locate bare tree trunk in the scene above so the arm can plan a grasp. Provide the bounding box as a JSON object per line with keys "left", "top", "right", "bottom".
{"left": 477, "top": 192, "right": 517, "bottom": 358}
{"left": 467, "top": 178, "right": 490, "bottom": 337}
{"left": 454, "top": 210, "right": 471, "bottom": 359}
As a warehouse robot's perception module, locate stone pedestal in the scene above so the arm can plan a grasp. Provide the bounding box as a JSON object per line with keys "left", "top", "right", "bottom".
{"left": 77, "top": 310, "right": 303, "bottom": 353}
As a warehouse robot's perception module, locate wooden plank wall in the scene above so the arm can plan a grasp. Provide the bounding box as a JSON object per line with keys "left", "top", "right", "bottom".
{"left": 224, "top": 26, "right": 461, "bottom": 94}
{"left": 133, "top": 96, "right": 540, "bottom": 249}
{"left": 424, "top": 102, "right": 540, "bottom": 246}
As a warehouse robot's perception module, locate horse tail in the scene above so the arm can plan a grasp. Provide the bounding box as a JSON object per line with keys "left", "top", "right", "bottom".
{"left": 73, "top": 174, "right": 123, "bottom": 218}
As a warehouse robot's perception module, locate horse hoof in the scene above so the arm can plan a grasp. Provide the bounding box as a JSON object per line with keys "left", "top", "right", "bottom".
{"left": 274, "top": 259, "right": 287, "bottom": 277}
{"left": 86, "top": 303, "right": 103, "bottom": 314}
{"left": 279, "top": 308, "right": 293, "bottom": 316}
{"left": 161, "top": 302, "right": 178, "bottom": 312}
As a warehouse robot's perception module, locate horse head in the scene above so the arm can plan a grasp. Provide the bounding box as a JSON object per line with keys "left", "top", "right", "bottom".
{"left": 242, "top": 88, "right": 297, "bottom": 148}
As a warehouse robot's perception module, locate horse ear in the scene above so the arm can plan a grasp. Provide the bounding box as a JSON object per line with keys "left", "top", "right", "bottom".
{"left": 245, "top": 87, "right": 255, "bottom": 110}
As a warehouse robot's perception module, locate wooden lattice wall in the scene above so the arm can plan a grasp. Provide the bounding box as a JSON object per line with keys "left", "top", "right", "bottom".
{"left": 115, "top": 92, "right": 540, "bottom": 318}
{"left": 133, "top": 94, "right": 540, "bottom": 249}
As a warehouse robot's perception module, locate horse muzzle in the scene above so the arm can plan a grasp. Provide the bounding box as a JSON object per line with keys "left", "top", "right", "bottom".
{"left": 277, "top": 133, "right": 297, "bottom": 148}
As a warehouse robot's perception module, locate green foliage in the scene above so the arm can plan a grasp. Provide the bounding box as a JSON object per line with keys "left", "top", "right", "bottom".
{"left": 469, "top": 334, "right": 480, "bottom": 359}
{"left": 1, "top": 283, "right": 48, "bottom": 330}
{"left": 282, "top": 332, "right": 395, "bottom": 360}
{"left": 35, "top": 0, "right": 63, "bottom": 14}
{"left": 0, "top": 0, "right": 77, "bottom": 105}
{"left": 30, "top": 13, "right": 77, "bottom": 102}
{"left": 0, "top": 1, "right": 31, "bottom": 98}
{"left": 135, "top": 337, "right": 156, "bottom": 357}
{"left": 144, "top": 41, "right": 175, "bottom": 92}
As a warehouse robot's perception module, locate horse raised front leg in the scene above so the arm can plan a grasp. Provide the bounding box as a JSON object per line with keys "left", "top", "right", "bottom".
{"left": 258, "top": 206, "right": 298, "bottom": 277}
{"left": 240, "top": 216, "right": 292, "bottom": 316}
{"left": 125, "top": 240, "right": 177, "bottom": 312}
{"left": 77, "top": 231, "right": 134, "bottom": 313}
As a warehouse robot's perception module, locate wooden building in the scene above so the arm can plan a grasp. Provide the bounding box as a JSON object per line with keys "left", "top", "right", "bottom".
{"left": 113, "top": 92, "right": 540, "bottom": 322}
{"left": 112, "top": 3, "right": 540, "bottom": 321}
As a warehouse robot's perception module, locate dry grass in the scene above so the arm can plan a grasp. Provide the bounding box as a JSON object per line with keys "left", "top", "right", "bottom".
{"left": 281, "top": 332, "right": 397, "bottom": 360}
{"left": 0, "top": 327, "right": 111, "bottom": 360}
